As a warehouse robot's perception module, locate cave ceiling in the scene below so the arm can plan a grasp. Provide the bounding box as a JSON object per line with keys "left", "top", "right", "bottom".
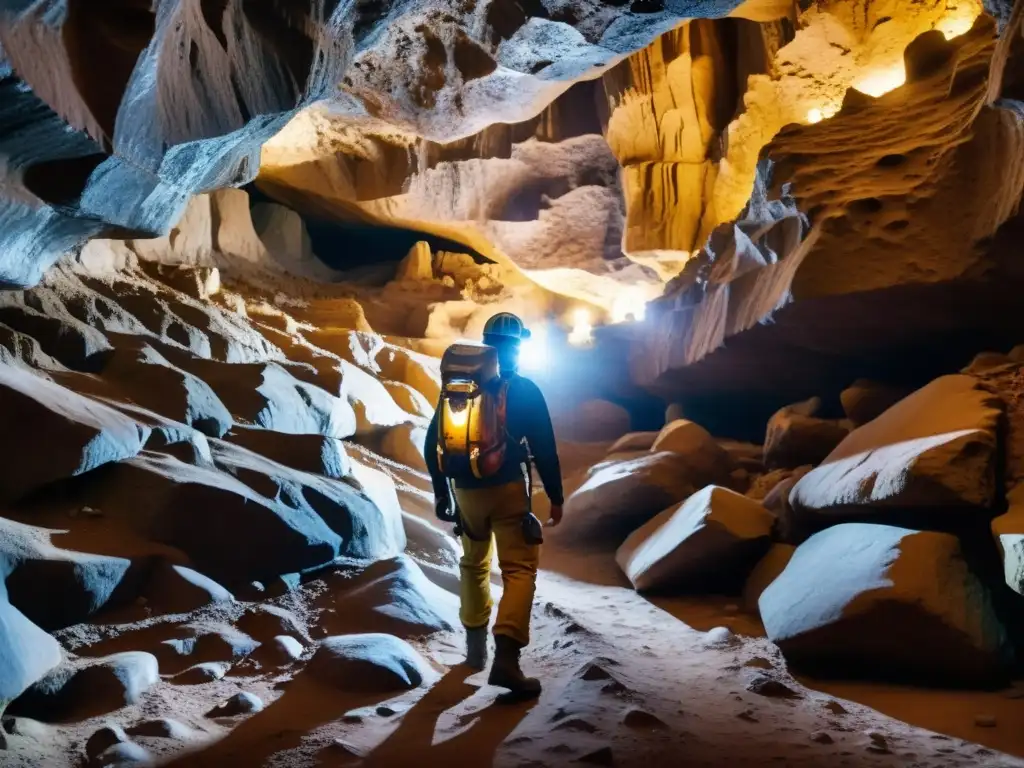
{"left": 0, "top": 0, "right": 1023, "bottom": 379}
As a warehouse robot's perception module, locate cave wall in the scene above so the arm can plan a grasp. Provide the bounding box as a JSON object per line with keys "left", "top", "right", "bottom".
{"left": 0, "top": 0, "right": 782, "bottom": 290}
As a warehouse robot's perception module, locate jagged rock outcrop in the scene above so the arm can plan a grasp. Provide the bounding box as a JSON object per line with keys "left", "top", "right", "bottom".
{"left": 790, "top": 375, "right": 1002, "bottom": 521}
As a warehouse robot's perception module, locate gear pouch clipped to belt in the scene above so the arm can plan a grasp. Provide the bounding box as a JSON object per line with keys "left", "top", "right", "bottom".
{"left": 522, "top": 511, "right": 543, "bottom": 546}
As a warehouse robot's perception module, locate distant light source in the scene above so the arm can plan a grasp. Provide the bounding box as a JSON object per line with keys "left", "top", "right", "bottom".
{"left": 610, "top": 286, "right": 649, "bottom": 324}
{"left": 853, "top": 64, "right": 907, "bottom": 97}
{"left": 567, "top": 308, "right": 594, "bottom": 347}
{"left": 519, "top": 323, "right": 548, "bottom": 371}
{"left": 805, "top": 103, "right": 838, "bottom": 124}
{"left": 936, "top": 9, "right": 976, "bottom": 39}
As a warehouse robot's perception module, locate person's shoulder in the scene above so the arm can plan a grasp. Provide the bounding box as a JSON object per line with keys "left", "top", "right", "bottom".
{"left": 506, "top": 373, "right": 539, "bottom": 391}
{"left": 506, "top": 374, "right": 544, "bottom": 401}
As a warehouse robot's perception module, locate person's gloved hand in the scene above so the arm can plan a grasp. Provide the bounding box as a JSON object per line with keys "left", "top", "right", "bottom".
{"left": 546, "top": 504, "right": 563, "bottom": 528}
{"left": 435, "top": 497, "right": 458, "bottom": 524}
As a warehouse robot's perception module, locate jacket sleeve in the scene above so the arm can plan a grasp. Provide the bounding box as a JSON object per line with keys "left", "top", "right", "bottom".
{"left": 516, "top": 378, "right": 564, "bottom": 506}
{"left": 423, "top": 409, "right": 450, "bottom": 507}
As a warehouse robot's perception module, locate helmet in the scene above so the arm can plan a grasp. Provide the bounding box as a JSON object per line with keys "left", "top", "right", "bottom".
{"left": 483, "top": 312, "right": 531, "bottom": 343}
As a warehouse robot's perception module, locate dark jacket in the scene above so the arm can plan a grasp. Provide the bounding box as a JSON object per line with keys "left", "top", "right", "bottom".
{"left": 424, "top": 374, "right": 564, "bottom": 507}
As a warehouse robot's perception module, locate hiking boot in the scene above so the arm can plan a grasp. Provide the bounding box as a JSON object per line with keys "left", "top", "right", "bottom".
{"left": 488, "top": 634, "right": 541, "bottom": 698}
{"left": 465, "top": 625, "right": 488, "bottom": 670}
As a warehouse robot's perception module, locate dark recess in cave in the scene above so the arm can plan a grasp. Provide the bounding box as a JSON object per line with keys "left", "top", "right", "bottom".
{"left": 245, "top": 185, "right": 492, "bottom": 271}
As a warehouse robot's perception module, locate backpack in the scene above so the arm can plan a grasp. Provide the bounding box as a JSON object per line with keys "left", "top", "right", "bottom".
{"left": 436, "top": 342, "right": 510, "bottom": 480}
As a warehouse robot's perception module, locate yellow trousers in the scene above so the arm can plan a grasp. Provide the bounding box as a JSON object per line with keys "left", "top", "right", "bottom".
{"left": 454, "top": 480, "right": 539, "bottom": 647}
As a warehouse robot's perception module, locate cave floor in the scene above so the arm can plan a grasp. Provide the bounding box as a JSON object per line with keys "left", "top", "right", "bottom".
{"left": 10, "top": 441, "right": 1024, "bottom": 768}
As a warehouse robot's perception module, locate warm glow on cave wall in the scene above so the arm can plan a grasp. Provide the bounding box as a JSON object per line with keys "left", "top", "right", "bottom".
{"left": 710, "top": 0, "right": 984, "bottom": 236}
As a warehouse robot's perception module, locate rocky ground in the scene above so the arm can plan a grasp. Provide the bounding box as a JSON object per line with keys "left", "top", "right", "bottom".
{"left": 2, "top": 206, "right": 1024, "bottom": 768}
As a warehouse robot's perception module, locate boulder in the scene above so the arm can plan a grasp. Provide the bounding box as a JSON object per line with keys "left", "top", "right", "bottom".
{"left": 208, "top": 691, "right": 263, "bottom": 717}
{"left": 717, "top": 439, "right": 764, "bottom": 473}
{"left": 13, "top": 652, "right": 159, "bottom": 721}
{"left": 759, "top": 524, "right": 1011, "bottom": 686}
{"left": 142, "top": 562, "right": 235, "bottom": 615}
{"left": 0, "top": 363, "right": 147, "bottom": 501}
{"left": 561, "top": 452, "right": 700, "bottom": 546}
{"left": 607, "top": 432, "right": 659, "bottom": 455}
{"left": 308, "top": 633, "right": 431, "bottom": 694}
{"left": 562, "top": 400, "right": 631, "bottom": 442}
{"left": 746, "top": 467, "right": 811, "bottom": 503}
{"left": 742, "top": 544, "right": 796, "bottom": 612}
{"left": 763, "top": 397, "right": 850, "bottom": 470}
{"left": 840, "top": 379, "right": 910, "bottom": 426}
{"left": 0, "top": 586, "right": 62, "bottom": 712}
{"left": 223, "top": 428, "right": 351, "bottom": 479}
{"left": 101, "top": 343, "right": 233, "bottom": 438}
{"left": 791, "top": 375, "right": 1002, "bottom": 517}
{"left": 616, "top": 486, "right": 774, "bottom": 593}
{"left": 651, "top": 420, "right": 732, "bottom": 481}
{"left": 321, "top": 556, "right": 457, "bottom": 638}
{"left": 235, "top": 604, "right": 304, "bottom": 643}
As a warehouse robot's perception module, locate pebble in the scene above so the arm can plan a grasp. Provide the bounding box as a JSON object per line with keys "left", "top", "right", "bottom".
{"left": 824, "top": 700, "right": 848, "bottom": 715}
{"left": 94, "top": 742, "right": 150, "bottom": 766}
{"left": 86, "top": 724, "right": 129, "bottom": 759}
{"left": 974, "top": 714, "right": 997, "bottom": 728}
{"left": 811, "top": 731, "right": 834, "bottom": 744}
{"left": 703, "top": 627, "right": 737, "bottom": 647}
{"left": 746, "top": 674, "right": 800, "bottom": 699}
{"left": 209, "top": 691, "right": 264, "bottom": 717}
{"left": 273, "top": 635, "right": 304, "bottom": 662}
{"left": 577, "top": 746, "right": 614, "bottom": 765}
{"left": 127, "top": 718, "right": 193, "bottom": 740}
{"left": 622, "top": 708, "right": 668, "bottom": 730}
{"left": 866, "top": 731, "right": 890, "bottom": 754}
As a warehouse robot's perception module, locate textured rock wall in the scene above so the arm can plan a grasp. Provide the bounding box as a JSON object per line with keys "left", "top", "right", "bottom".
{"left": 0, "top": 0, "right": 782, "bottom": 289}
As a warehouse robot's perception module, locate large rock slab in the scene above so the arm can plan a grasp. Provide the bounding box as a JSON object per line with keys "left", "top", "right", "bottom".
{"left": 791, "top": 375, "right": 1002, "bottom": 517}
{"left": 0, "top": 585, "right": 62, "bottom": 712}
{"left": 0, "top": 518, "right": 135, "bottom": 631}
{"left": 616, "top": 486, "right": 773, "bottom": 593}
{"left": 101, "top": 343, "right": 233, "bottom": 438}
{"left": 759, "top": 523, "right": 1011, "bottom": 686}
{"left": 223, "top": 428, "right": 351, "bottom": 479}
{"left": 162, "top": 355, "right": 357, "bottom": 439}
{"left": 321, "top": 556, "right": 457, "bottom": 638}
{"left": 560, "top": 452, "right": 700, "bottom": 546}
{"left": 84, "top": 442, "right": 403, "bottom": 584}
{"left": 763, "top": 397, "right": 850, "bottom": 470}
{"left": 307, "top": 633, "right": 431, "bottom": 694}
{"left": 0, "top": 363, "right": 148, "bottom": 501}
